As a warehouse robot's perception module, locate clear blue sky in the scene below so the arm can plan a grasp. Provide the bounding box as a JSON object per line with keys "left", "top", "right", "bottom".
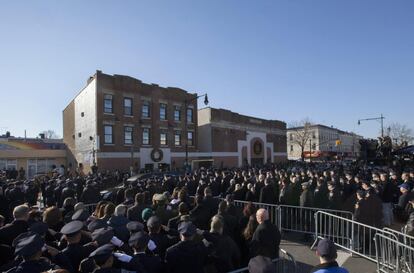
{"left": 0, "top": 1, "right": 413, "bottom": 139}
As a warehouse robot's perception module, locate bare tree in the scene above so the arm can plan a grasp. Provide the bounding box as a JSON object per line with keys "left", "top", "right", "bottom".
{"left": 288, "top": 118, "right": 313, "bottom": 161}
{"left": 40, "top": 130, "right": 60, "bottom": 139}
{"left": 386, "top": 122, "right": 414, "bottom": 149}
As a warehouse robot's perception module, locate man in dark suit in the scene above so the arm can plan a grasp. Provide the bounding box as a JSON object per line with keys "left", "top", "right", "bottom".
{"left": 259, "top": 178, "right": 278, "bottom": 204}
{"left": 127, "top": 231, "right": 165, "bottom": 273}
{"left": 202, "top": 187, "right": 220, "bottom": 218}
{"left": 127, "top": 193, "right": 147, "bottom": 222}
{"left": 248, "top": 255, "right": 276, "bottom": 273}
{"left": 250, "top": 208, "right": 281, "bottom": 259}
{"left": 147, "top": 216, "right": 176, "bottom": 259}
{"left": 168, "top": 202, "right": 189, "bottom": 230}
{"left": 190, "top": 195, "right": 211, "bottom": 230}
{"left": 201, "top": 215, "right": 241, "bottom": 272}
{"left": 0, "top": 204, "right": 29, "bottom": 246}
{"left": 80, "top": 181, "right": 101, "bottom": 204}
{"left": 165, "top": 222, "right": 208, "bottom": 273}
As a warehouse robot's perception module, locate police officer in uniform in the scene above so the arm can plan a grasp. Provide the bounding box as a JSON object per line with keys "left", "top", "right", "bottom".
{"left": 127, "top": 231, "right": 165, "bottom": 273}
{"left": 165, "top": 221, "right": 208, "bottom": 273}
{"left": 88, "top": 244, "right": 117, "bottom": 273}
{"left": 61, "top": 220, "right": 96, "bottom": 273}
{"left": 7, "top": 233, "right": 60, "bottom": 273}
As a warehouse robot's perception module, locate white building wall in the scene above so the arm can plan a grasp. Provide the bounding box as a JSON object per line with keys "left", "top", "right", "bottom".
{"left": 287, "top": 125, "right": 362, "bottom": 160}
{"left": 74, "top": 78, "right": 97, "bottom": 164}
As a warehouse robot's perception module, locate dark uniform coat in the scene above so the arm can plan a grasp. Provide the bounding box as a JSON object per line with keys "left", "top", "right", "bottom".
{"left": 250, "top": 220, "right": 281, "bottom": 259}
{"left": 165, "top": 240, "right": 208, "bottom": 273}
{"left": 300, "top": 189, "right": 314, "bottom": 207}
{"left": 6, "top": 259, "right": 58, "bottom": 273}
{"left": 62, "top": 243, "right": 96, "bottom": 273}
{"left": 128, "top": 252, "right": 165, "bottom": 273}
{"left": 259, "top": 184, "right": 277, "bottom": 204}
{"left": 0, "top": 220, "right": 28, "bottom": 246}
{"left": 313, "top": 186, "right": 329, "bottom": 208}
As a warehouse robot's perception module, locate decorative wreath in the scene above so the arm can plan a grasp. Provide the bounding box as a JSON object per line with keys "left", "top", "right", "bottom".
{"left": 253, "top": 140, "right": 263, "bottom": 155}
{"left": 151, "top": 148, "right": 163, "bottom": 162}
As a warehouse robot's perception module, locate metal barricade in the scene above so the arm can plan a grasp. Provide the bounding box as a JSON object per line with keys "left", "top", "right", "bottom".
{"left": 232, "top": 200, "right": 281, "bottom": 231}
{"left": 227, "top": 248, "right": 297, "bottom": 273}
{"left": 383, "top": 227, "right": 414, "bottom": 248}
{"left": 312, "top": 211, "right": 398, "bottom": 262}
{"left": 278, "top": 205, "right": 353, "bottom": 235}
{"left": 375, "top": 232, "right": 414, "bottom": 273}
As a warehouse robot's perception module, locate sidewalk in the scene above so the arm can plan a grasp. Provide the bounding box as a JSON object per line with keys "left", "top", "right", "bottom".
{"left": 281, "top": 233, "right": 377, "bottom": 273}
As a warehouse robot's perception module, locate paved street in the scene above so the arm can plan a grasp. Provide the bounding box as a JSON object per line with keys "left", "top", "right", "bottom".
{"left": 281, "top": 234, "right": 377, "bottom": 273}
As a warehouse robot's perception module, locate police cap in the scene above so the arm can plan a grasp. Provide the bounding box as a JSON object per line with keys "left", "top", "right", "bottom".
{"left": 61, "top": 220, "right": 83, "bottom": 236}
{"left": 126, "top": 221, "right": 144, "bottom": 233}
{"left": 72, "top": 209, "right": 89, "bottom": 222}
{"left": 15, "top": 233, "right": 44, "bottom": 257}
{"left": 89, "top": 244, "right": 114, "bottom": 265}
{"left": 178, "top": 221, "right": 196, "bottom": 237}
{"left": 92, "top": 227, "right": 114, "bottom": 246}
{"left": 128, "top": 231, "right": 150, "bottom": 247}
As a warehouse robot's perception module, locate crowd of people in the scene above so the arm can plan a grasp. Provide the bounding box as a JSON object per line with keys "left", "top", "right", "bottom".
{"left": 0, "top": 161, "right": 412, "bottom": 273}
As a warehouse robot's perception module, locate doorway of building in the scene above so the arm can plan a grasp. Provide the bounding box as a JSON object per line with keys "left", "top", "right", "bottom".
{"left": 251, "top": 158, "right": 264, "bottom": 166}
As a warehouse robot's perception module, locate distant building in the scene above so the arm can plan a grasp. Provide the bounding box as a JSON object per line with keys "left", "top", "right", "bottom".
{"left": 287, "top": 124, "right": 362, "bottom": 161}
{"left": 197, "top": 107, "right": 287, "bottom": 168}
{"left": 0, "top": 134, "right": 66, "bottom": 178}
{"left": 63, "top": 70, "right": 199, "bottom": 172}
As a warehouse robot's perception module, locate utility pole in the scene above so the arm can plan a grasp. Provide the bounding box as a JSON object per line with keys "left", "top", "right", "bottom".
{"left": 309, "top": 138, "right": 312, "bottom": 162}
{"left": 358, "top": 114, "right": 385, "bottom": 137}
{"left": 183, "top": 93, "right": 209, "bottom": 172}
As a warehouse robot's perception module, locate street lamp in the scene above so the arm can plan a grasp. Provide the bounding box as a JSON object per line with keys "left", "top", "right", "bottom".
{"left": 184, "top": 93, "right": 209, "bottom": 171}
{"left": 357, "top": 114, "right": 385, "bottom": 137}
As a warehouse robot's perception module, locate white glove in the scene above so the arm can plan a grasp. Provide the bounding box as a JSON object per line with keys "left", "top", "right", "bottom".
{"left": 148, "top": 239, "right": 157, "bottom": 251}
{"left": 114, "top": 252, "right": 133, "bottom": 263}
{"left": 111, "top": 236, "right": 124, "bottom": 247}
{"left": 202, "top": 238, "right": 212, "bottom": 247}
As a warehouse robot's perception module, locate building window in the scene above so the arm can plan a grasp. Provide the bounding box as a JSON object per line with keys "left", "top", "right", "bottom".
{"left": 312, "top": 131, "right": 316, "bottom": 139}
{"left": 78, "top": 132, "right": 82, "bottom": 138}
{"left": 174, "top": 106, "right": 181, "bottom": 121}
{"left": 104, "top": 94, "right": 113, "bottom": 113}
{"left": 186, "top": 108, "right": 193, "bottom": 123}
{"left": 174, "top": 131, "right": 181, "bottom": 146}
{"left": 290, "top": 145, "right": 294, "bottom": 152}
{"left": 312, "top": 143, "right": 316, "bottom": 150}
{"left": 124, "top": 126, "right": 133, "bottom": 144}
{"left": 124, "top": 98, "right": 133, "bottom": 116}
{"left": 142, "top": 128, "right": 150, "bottom": 145}
{"left": 289, "top": 133, "right": 293, "bottom": 141}
{"left": 160, "top": 103, "right": 167, "bottom": 120}
{"left": 142, "top": 101, "right": 150, "bottom": 118}
{"left": 187, "top": 131, "right": 194, "bottom": 146}
{"left": 160, "top": 132, "right": 167, "bottom": 145}
{"left": 0, "top": 159, "right": 17, "bottom": 171}
{"left": 104, "top": 125, "right": 113, "bottom": 144}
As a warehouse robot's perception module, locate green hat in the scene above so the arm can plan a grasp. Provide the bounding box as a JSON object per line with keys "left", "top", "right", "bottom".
{"left": 141, "top": 208, "right": 153, "bottom": 222}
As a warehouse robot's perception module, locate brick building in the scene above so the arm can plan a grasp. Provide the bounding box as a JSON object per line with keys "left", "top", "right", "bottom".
{"left": 63, "top": 71, "right": 199, "bottom": 172}
{"left": 197, "top": 107, "right": 287, "bottom": 168}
